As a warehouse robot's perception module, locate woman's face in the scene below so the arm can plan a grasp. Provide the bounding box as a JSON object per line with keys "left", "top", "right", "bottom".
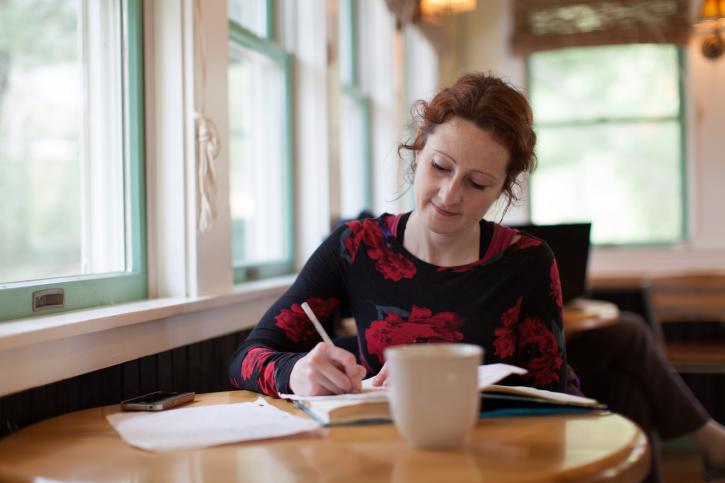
{"left": 413, "top": 116, "right": 509, "bottom": 236}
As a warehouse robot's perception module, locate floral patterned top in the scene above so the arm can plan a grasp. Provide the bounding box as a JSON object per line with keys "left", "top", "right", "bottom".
{"left": 228, "top": 212, "right": 567, "bottom": 397}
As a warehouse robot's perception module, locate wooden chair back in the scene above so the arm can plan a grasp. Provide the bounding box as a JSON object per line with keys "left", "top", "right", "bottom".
{"left": 643, "top": 273, "right": 725, "bottom": 373}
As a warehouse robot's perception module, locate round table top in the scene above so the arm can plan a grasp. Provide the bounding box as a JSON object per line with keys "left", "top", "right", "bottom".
{"left": 563, "top": 299, "right": 620, "bottom": 338}
{"left": 0, "top": 390, "right": 650, "bottom": 483}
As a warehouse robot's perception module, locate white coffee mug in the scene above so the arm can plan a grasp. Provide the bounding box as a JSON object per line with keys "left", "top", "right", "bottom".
{"left": 384, "top": 343, "right": 483, "bottom": 450}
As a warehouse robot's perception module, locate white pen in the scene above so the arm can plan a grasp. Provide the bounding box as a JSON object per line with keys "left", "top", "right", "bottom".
{"left": 300, "top": 302, "right": 334, "bottom": 344}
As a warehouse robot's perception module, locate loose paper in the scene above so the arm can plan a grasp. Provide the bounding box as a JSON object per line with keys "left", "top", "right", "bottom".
{"left": 106, "top": 398, "right": 321, "bottom": 452}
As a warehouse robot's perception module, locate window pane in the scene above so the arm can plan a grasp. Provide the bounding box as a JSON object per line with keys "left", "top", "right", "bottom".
{"left": 339, "top": 0, "right": 354, "bottom": 84}
{"left": 339, "top": 93, "right": 368, "bottom": 219}
{"left": 228, "top": 0, "right": 268, "bottom": 38}
{"left": 530, "top": 45, "right": 680, "bottom": 123}
{"left": 531, "top": 121, "right": 683, "bottom": 245}
{"left": 0, "top": 0, "right": 125, "bottom": 284}
{"left": 229, "top": 43, "right": 288, "bottom": 266}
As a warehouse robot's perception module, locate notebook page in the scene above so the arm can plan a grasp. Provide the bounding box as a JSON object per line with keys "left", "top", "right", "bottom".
{"left": 279, "top": 363, "right": 527, "bottom": 402}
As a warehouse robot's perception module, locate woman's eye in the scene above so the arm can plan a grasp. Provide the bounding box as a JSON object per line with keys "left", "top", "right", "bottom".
{"left": 431, "top": 161, "right": 449, "bottom": 172}
{"left": 470, "top": 180, "right": 487, "bottom": 190}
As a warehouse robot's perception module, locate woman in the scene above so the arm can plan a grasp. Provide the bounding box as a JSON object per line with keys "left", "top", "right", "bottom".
{"left": 229, "top": 72, "right": 725, "bottom": 481}
{"left": 229, "top": 72, "right": 567, "bottom": 397}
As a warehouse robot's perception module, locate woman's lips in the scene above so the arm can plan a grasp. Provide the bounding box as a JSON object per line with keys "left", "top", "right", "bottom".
{"left": 432, "top": 203, "right": 458, "bottom": 217}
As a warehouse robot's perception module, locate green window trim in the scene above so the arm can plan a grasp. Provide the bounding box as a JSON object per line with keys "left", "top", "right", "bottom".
{"left": 229, "top": 18, "right": 295, "bottom": 284}
{"left": 339, "top": 0, "right": 373, "bottom": 214}
{"left": 0, "top": 0, "right": 147, "bottom": 322}
{"left": 525, "top": 45, "right": 687, "bottom": 248}
{"left": 676, "top": 47, "right": 688, "bottom": 245}
{"left": 340, "top": 0, "right": 358, "bottom": 86}
{"left": 341, "top": 83, "right": 372, "bottom": 210}
{"left": 262, "top": 0, "right": 274, "bottom": 42}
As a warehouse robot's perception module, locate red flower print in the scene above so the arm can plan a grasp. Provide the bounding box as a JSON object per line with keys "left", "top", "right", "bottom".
{"left": 493, "top": 326, "right": 515, "bottom": 359}
{"left": 501, "top": 297, "right": 523, "bottom": 327}
{"left": 367, "top": 246, "right": 416, "bottom": 281}
{"left": 493, "top": 297, "right": 523, "bottom": 358}
{"left": 517, "top": 317, "right": 562, "bottom": 386}
{"left": 365, "top": 305, "right": 464, "bottom": 364}
{"left": 358, "top": 220, "right": 415, "bottom": 281}
{"left": 275, "top": 297, "right": 341, "bottom": 342}
{"left": 343, "top": 220, "right": 367, "bottom": 263}
{"left": 257, "top": 361, "right": 278, "bottom": 397}
{"left": 515, "top": 235, "right": 542, "bottom": 250}
{"left": 241, "top": 346, "right": 275, "bottom": 380}
{"left": 342, "top": 218, "right": 416, "bottom": 281}
{"left": 550, "top": 262, "right": 563, "bottom": 308}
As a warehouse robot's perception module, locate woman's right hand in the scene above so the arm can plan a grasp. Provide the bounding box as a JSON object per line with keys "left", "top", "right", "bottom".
{"left": 289, "top": 342, "right": 366, "bottom": 396}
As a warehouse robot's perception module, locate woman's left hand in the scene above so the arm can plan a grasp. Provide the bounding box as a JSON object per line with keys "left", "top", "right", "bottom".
{"left": 370, "top": 362, "right": 389, "bottom": 387}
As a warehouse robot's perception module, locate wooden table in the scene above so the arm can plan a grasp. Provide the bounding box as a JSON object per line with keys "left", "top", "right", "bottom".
{"left": 0, "top": 391, "right": 650, "bottom": 482}
{"left": 563, "top": 298, "right": 620, "bottom": 338}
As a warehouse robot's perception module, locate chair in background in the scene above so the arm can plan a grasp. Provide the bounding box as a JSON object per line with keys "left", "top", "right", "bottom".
{"left": 643, "top": 273, "right": 725, "bottom": 374}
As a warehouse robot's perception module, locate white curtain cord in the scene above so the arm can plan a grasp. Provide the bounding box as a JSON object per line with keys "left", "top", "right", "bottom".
{"left": 195, "top": 113, "right": 219, "bottom": 233}
{"left": 194, "top": 0, "right": 219, "bottom": 233}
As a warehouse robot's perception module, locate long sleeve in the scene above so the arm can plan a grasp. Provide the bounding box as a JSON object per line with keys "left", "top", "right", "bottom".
{"left": 488, "top": 237, "right": 567, "bottom": 392}
{"left": 514, "top": 241, "right": 567, "bottom": 392}
{"left": 228, "top": 226, "right": 349, "bottom": 397}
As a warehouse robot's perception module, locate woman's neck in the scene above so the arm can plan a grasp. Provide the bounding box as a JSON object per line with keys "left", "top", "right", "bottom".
{"left": 403, "top": 211, "right": 480, "bottom": 267}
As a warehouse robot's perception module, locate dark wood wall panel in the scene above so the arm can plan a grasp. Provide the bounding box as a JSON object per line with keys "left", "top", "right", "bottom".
{"left": 0, "top": 329, "right": 250, "bottom": 438}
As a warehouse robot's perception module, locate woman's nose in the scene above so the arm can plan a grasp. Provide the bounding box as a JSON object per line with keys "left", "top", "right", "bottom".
{"left": 440, "top": 176, "right": 463, "bottom": 206}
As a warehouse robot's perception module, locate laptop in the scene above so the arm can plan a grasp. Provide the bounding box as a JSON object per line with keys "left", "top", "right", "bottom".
{"left": 511, "top": 223, "right": 592, "bottom": 303}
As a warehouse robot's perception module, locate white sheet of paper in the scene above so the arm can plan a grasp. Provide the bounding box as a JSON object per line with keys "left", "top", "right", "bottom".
{"left": 106, "top": 398, "right": 321, "bottom": 452}
{"left": 487, "top": 385, "right": 599, "bottom": 406}
{"left": 279, "top": 363, "right": 527, "bottom": 402}
{"left": 477, "top": 363, "right": 527, "bottom": 389}
{"left": 280, "top": 385, "right": 388, "bottom": 402}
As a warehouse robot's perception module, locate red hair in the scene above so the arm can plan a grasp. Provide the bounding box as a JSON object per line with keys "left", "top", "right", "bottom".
{"left": 399, "top": 72, "right": 537, "bottom": 209}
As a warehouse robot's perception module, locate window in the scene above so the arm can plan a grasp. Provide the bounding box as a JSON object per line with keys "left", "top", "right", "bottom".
{"left": 338, "top": 0, "right": 372, "bottom": 220}
{"left": 0, "top": 0, "right": 146, "bottom": 321}
{"left": 228, "top": 0, "right": 271, "bottom": 39}
{"left": 528, "top": 44, "right": 685, "bottom": 246}
{"left": 228, "top": 0, "right": 294, "bottom": 282}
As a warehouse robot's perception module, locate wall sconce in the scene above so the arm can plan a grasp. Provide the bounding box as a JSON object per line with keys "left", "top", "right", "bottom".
{"left": 697, "top": 0, "right": 725, "bottom": 59}
{"left": 419, "top": 0, "right": 477, "bottom": 17}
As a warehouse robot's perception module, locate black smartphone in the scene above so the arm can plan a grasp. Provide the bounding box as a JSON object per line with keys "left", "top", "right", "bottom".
{"left": 120, "top": 391, "right": 195, "bottom": 411}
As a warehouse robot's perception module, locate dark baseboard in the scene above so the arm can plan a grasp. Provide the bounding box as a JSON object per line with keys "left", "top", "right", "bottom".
{"left": 0, "top": 329, "right": 250, "bottom": 437}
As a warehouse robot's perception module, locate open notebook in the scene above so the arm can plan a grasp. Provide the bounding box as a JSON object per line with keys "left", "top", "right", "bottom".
{"left": 280, "top": 363, "right": 603, "bottom": 426}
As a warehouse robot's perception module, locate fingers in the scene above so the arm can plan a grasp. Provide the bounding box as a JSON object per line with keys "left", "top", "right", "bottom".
{"left": 313, "top": 370, "right": 352, "bottom": 395}
{"left": 371, "top": 362, "right": 388, "bottom": 387}
{"left": 348, "top": 364, "right": 367, "bottom": 392}
{"left": 355, "top": 364, "right": 367, "bottom": 382}
{"left": 294, "top": 343, "right": 364, "bottom": 395}
{"left": 317, "top": 343, "right": 365, "bottom": 392}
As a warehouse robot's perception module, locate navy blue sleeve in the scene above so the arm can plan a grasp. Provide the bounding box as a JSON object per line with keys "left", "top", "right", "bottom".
{"left": 514, "top": 241, "right": 568, "bottom": 392}
{"left": 228, "top": 225, "right": 349, "bottom": 397}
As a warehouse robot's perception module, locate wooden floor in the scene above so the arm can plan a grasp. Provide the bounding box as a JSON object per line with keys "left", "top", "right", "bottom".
{"left": 660, "top": 437, "right": 704, "bottom": 482}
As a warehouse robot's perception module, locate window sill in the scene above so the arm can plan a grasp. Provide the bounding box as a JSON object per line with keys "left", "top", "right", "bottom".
{"left": 0, "top": 275, "right": 295, "bottom": 396}
{"left": 589, "top": 245, "right": 725, "bottom": 290}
